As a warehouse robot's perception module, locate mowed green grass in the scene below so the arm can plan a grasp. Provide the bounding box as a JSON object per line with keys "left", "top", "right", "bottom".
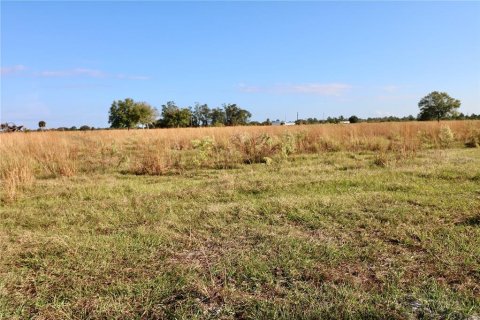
{"left": 1, "top": 149, "right": 479, "bottom": 319}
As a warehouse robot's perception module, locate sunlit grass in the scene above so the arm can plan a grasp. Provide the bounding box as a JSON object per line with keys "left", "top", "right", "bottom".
{"left": 0, "top": 121, "right": 479, "bottom": 318}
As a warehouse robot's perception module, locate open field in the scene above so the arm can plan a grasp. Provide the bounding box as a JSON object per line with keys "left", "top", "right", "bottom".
{"left": 1, "top": 121, "right": 480, "bottom": 319}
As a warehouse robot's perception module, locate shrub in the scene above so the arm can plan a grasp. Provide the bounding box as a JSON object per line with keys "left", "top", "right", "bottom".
{"left": 280, "top": 133, "right": 296, "bottom": 157}
{"left": 373, "top": 152, "right": 389, "bottom": 167}
{"left": 191, "top": 136, "right": 215, "bottom": 167}
{"left": 231, "top": 133, "right": 279, "bottom": 164}
{"left": 465, "top": 130, "right": 480, "bottom": 148}
{"left": 131, "top": 153, "right": 169, "bottom": 175}
{"left": 438, "top": 126, "right": 454, "bottom": 148}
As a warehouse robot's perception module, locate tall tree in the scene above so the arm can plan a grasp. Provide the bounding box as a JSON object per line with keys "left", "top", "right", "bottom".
{"left": 108, "top": 98, "right": 157, "bottom": 129}
{"left": 38, "top": 120, "right": 46, "bottom": 130}
{"left": 109, "top": 98, "right": 137, "bottom": 129}
{"left": 192, "top": 103, "right": 211, "bottom": 127}
{"left": 158, "top": 101, "right": 192, "bottom": 128}
{"left": 224, "top": 104, "right": 251, "bottom": 126}
{"left": 209, "top": 107, "right": 226, "bottom": 126}
{"left": 348, "top": 115, "right": 359, "bottom": 123}
{"left": 418, "top": 92, "right": 461, "bottom": 122}
{"left": 134, "top": 102, "right": 158, "bottom": 128}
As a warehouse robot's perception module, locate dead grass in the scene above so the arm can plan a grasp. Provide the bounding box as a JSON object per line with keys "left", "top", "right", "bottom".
{"left": 0, "top": 121, "right": 479, "bottom": 202}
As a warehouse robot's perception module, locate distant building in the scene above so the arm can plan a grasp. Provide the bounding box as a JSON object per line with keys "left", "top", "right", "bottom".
{"left": 340, "top": 121, "right": 351, "bottom": 124}
{"left": 272, "top": 120, "right": 296, "bottom": 126}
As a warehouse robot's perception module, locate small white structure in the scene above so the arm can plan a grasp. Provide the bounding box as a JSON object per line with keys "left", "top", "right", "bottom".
{"left": 340, "top": 121, "right": 350, "bottom": 124}
{"left": 272, "top": 120, "right": 296, "bottom": 126}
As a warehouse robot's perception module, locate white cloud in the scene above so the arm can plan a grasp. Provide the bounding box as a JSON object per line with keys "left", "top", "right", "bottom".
{"left": 36, "top": 68, "right": 149, "bottom": 80}
{"left": 381, "top": 85, "right": 400, "bottom": 93}
{"left": 375, "top": 94, "right": 417, "bottom": 102}
{"left": 238, "top": 83, "right": 262, "bottom": 93}
{"left": 1, "top": 65, "right": 27, "bottom": 75}
{"left": 36, "top": 68, "right": 107, "bottom": 78}
{"left": 1, "top": 65, "right": 149, "bottom": 80}
{"left": 238, "top": 83, "right": 352, "bottom": 96}
{"left": 115, "top": 74, "right": 150, "bottom": 80}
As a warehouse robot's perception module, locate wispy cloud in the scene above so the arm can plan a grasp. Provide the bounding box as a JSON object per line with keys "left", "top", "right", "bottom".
{"left": 238, "top": 83, "right": 352, "bottom": 96}
{"left": 375, "top": 94, "right": 417, "bottom": 102}
{"left": 2, "top": 65, "right": 149, "bottom": 80}
{"left": 115, "top": 74, "right": 150, "bottom": 80}
{"left": 1, "top": 65, "right": 27, "bottom": 75}
{"left": 36, "top": 68, "right": 107, "bottom": 78}
{"left": 375, "top": 85, "right": 418, "bottom": 102}
{"left": 381, "top": 85, "right": 401, "bottom": 93}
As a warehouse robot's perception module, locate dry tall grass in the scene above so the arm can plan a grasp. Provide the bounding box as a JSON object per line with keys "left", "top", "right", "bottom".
{"left": 1, "top": 121, "right": 479, "bottom": 201}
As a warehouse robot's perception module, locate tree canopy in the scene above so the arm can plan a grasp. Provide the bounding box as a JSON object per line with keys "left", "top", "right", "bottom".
{"left": 224, "top": 104, "right": 251, "bottom": 126}
{"left": 108, "top": 98, "right": 158, "bottom": 129}
{"left": 154, "top": 102, "right": 251, "bottom": 128}
{"left": 135, "top": 102, "right": 158, "bottom": 128}
{"left": 209, "top": 107, "right": 226, "bottom": 126}
{"left": 418, "top": 92, "right": 461, "bottom": 122}
{"left": 157, "top": 101, "right": 192, "bottom": 128}
{"left": 348, "top": 115, "right": 359, "bottom": 123}
{"left": 108, "top": 99, "right": 254, "bottom": 129}
{"left": 192, "top": 103, "right": 211, "bottom": 127}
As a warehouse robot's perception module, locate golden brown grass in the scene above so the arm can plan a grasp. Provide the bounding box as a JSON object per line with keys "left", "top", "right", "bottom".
{"left": 1, "top": 122, "right": 479, "bottom": 318}
{"left": 1, "top": 120, "right": 479, "bottom": 201}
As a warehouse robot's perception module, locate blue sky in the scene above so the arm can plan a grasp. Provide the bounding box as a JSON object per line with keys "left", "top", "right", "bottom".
{"left": 1, "top": 1, "right": 479, "bottom": 128}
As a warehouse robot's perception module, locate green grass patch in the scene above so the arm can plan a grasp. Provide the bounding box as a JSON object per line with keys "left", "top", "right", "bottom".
{"left": 1, "top": 149, "right": 479, "bottom": 319}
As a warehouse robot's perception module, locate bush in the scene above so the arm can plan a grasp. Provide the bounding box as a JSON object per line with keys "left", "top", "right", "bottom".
{"left": 438, "top": 126, "right": 454, "bottom": 148}
{"left": 191, "top": 136, "right": 215, "bottom": 167}
{"left": 231, "top": 133, "right": 279, "bottom": 164}
{"left": 465, "top": 130, "right": 480, "bottom": 148}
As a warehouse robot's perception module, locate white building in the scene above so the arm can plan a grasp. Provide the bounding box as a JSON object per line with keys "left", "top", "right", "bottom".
{"left": 272, "top": 120, "right": 296, "bottom": 126}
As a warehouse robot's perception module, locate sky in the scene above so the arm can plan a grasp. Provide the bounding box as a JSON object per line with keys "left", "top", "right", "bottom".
{"left": 1, "top": 1, "right": 480, "bottom": 128}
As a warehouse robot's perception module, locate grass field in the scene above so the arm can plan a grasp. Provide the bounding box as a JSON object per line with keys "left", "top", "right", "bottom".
{"left": 1, "top": 122, "right": 480, "bottom": 319}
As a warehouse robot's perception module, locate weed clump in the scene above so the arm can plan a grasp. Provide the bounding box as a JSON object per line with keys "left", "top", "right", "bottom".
{"left": 438, "top": 126, "right": 454, "bottom": 148}
{"left": 191, "top": 136, "right": 216, "bottom": 167}
{"left": 231, "top": 133, "right": 279, "bottom": 164}
{"left": 464, "top": 130, "right": 480, "bottom": 148}
{"left": 373, "top": 152, "right": 390, "bottom": 167}
{"left": 0, "top": 158, "right": 35, "bottom": 202}
{"left": 131, "top": 153, "right": 170, "bottom": 175}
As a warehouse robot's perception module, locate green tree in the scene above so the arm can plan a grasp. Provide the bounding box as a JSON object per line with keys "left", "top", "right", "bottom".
{"left": 38, "top": 120, "right": 46, "bottom": 130}
{"left": 109, "top": 98, "right": 137, "bottom": 129}
{"left": 158, "top": 101, "right": 192, "bottom": 128}
{"left": 108, "top": 98, "right": 157, "bottom": 129}
{"left": 192, "top": 103, "right": 211, "bottom": 127}
{"left": 417, "top": 91, "right": 461, "bottom": 122}
{"left": 209, "top": 107, "right": 226, "bottom": 126}
{"left": 348, "top": 115, "right": 359, "bottom": 123}
{"left": 224, "top": 104, "right": 251, "bottom": 126}
{"left": 135, "top": 102, "right": 158, "bottom": 128}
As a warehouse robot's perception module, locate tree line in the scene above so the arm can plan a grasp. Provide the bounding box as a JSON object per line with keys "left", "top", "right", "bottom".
{"left": 9, "top": 92, "right": 476, "bottom": 132}
{"left": 296, "top": 92, "right": 478, "bottom": 124}
{"left": 295, "top": 113, "right": 480, "bottom": 125}
{"left": 107, "top": 92, "right": 476, "bottom": 129}
{"left": 108, "top": 98, "right": 252, "bottom": 129}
